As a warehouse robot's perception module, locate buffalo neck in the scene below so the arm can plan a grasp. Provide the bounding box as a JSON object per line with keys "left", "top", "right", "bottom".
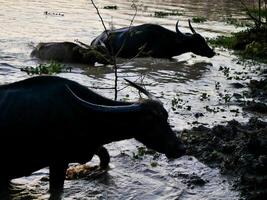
{"left": 83, "top": 108, "right": 143, "bottom": 145}
{"left": 173, "top": 35, "right": 192, "bottom": 56}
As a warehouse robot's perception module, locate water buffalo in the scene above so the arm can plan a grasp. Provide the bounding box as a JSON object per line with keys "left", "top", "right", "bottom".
{"left": 31, "top": 42, "right": 113, "bottom": 65}
{"left": 91, "top": 20, "right": 215, "bottom": 59}
{"left": 0, "top": 76, "right": 185, "bottom": 199}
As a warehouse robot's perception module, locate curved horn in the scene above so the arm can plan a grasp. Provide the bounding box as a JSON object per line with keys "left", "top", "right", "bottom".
{"left": 124, "top": 79, "right": 162, "bottom": 104}
{"left": 188, "top": 19, "right": 196, "bottom": 34}
{"left": 175, "top": 20, "right": 185, "bottom": 37}
{"left": 65, "top": 85, "right": 141, "bottom": 113}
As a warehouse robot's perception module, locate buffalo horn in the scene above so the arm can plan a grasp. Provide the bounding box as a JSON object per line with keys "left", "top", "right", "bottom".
{"left": 124, "top": 79, "right": 162, "bottom": 104}
{"left": 65, "top": 84, "right": 141, "bottom": 113}
{"left": 175, "top": 20, "right": 186, "bottom": 37}
{"left": 188, "top": 19, "right": 196, "bottom": 34}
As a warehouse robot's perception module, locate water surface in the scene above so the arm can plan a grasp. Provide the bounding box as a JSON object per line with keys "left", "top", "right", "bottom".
{"left": 1, "top": 0, "right": 265, "bottom": 199}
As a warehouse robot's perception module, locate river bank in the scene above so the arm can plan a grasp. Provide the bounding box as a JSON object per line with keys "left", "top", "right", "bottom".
{"left": 180, "top": 71, "right": 267, "bottom": 200}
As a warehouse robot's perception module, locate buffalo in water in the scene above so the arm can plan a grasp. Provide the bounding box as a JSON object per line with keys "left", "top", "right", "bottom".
{"left": 0, "top": 76, "right": 185, "bottom": 199}
{"left": 31, "top": 42, "right": 113, "bottom": 65}
{"left": 91, "top": 20, "right": 215, "bottom": 59}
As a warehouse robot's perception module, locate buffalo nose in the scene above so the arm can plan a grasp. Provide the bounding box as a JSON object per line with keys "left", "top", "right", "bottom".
{"left": 166, "top": 144, "right": 186, "bottom": 159}
{"left": 179, "top": 144, "right": 186, "bottom": 155}
{"left": 208, "top": 50, "right": 216, "bottom": 58}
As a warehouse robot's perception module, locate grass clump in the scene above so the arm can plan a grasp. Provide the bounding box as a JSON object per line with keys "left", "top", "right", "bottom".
{"left": 21, "top": 61, "right": 70, "bottom": 75}
{"left": 154, "top": 10, "right": 183, "bottom": 18}
{"left": 192, "top": 16, "right": 207, "bottom": 23}
{"left": 103, "top": 5, "right": 118, "bottom": 10}
{"left": 209, "top": 27, "right": 267, "bottom": 63}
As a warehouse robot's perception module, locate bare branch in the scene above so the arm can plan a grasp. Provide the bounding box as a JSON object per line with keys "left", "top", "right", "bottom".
{"left": 240, "top": 0, "right": 267, "bottom": 27}
{"left": 74, "top": 39, "right": 91, "bottom": 49}
{"left": 90, "top": 0, "right": 109, "bottom": 34}
{"left": 115, "top": 2, "right": 138, "bottom": 58}
{"left": 89, "top": 0, "right": 142, "bottom": 100}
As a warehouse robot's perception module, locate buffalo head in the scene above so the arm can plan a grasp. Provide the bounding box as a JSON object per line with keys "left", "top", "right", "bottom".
{"left": 176, "top": 20, "right": 215, "bottom": 58}
{"left": 67, "top": 78, "right": 186, "bottom": 159}
{"left": 124, "top": 79, "right": 186, "bottom": 158}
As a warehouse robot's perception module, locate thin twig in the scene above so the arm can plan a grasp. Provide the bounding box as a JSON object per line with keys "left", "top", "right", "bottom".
{"left": 117, "top": 75, "right": 146, "bottom": 92}
{"left": 89, "top": 0, "right": 118, "bottom": 99}
{"left": 113, "top": 1, "right": 138, "bottom": 100}
{"left": 117, "top": 43, "right": 147, "bottom": 69}
{"left": 74, "top": 39, "right": 91, "bottom": 49}
{"left": 240, "top": 0, "right": 267, "bottom": 27}
{"left": 90, "top": 0, "right": 108, "bottom": 33}
{"left": 90, "top": 0, "right": 142, "bottom": 100}
{"left": 115, "top": 2, "right": 138, "bottom": 58}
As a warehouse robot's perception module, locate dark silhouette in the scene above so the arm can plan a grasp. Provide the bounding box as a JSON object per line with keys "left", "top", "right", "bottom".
{"left": 0, "top": 76, "right": 185, "bottom": 199}
{"left": 31, "top": 42, "right": 113, "bottom": 65}
{"left": 91, "top": 20, "right": 215, "bottom": 58}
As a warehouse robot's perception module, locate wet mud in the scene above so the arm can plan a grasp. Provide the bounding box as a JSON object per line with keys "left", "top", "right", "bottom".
{"left": 180, "top": 74, "right": 267, "bottom": 200}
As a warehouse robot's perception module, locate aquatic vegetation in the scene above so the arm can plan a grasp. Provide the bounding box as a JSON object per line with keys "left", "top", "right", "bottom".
{"left": 171, "top": 96, "right": 184, "bottom": 111}
{"left": 103, "top": 5, "right": 118, "bottom": 10}
{"left": 209, "top": 27, "right": 267, "bottom": 63}
{"left": 132, "top": 146, "right": 158, "bottom": 160}
{"left": 180, "top": 118, "right": 267, "bottom": 200}
{"left": 209, "top": 0, "right": 267, "bottom": 63}
{"left": 223, "top": 16, "right": 248, "bottom": 27}
{"left": 154, "top": 10, "right": 183, "bottom": 18}
{"left": 192, "top": 16, "right": 207, "bottom": 23}
{"left": 44, "top": 11, "right": 64, "bottom": 16}
{"left": 200, "top": 92, "right": 210, "bottom": 101}
{"left": 21, "top": 61, "right": 70, "bottom": 75}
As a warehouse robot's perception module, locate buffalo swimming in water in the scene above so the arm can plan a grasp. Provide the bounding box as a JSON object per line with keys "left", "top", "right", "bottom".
{"left": 31, "top": 42, "right": 113, "bottom": 65}
{"left": 91, "top": 20, "right": 215, "bottom": 59}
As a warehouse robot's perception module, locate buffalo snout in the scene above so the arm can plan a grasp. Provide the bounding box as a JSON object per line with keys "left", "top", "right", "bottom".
{"left": 165, "top": 141, "right": 186, "bottom": 159}
{"left": 207, "top": 50, "right": 216, "bottom": 58}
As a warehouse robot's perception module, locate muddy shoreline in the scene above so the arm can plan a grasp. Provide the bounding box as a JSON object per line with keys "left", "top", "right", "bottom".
{"left": 179, "top": 77, "right": 267, "bottom": 200}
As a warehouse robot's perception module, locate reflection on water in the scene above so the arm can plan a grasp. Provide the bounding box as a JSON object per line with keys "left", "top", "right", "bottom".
{"left": 0, "top": 0, "right": 264, "bottom": 199}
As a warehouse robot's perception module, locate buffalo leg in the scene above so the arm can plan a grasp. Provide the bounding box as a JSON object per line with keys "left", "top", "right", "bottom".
{"left": 97, "top": 146, "right": 110, "bottom": 169}
{"left": 0, "top": 179, "right": 10, "bottom": 200}
{"left": 49, "top": 162, "right": 67, "bottom": 200}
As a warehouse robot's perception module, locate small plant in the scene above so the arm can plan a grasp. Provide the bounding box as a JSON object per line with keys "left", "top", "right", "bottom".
{"left": 204, "top": 106, "right": 225, "bottom": 113}
{"left": 21, "top": 61, "right": 69, "bottom": 75}
{"left": 192, "top": 16, "right": 207, "bottom": 23}
{"left": 132, "top": 146, "right": 147, "bottom": 159}
{"left": 44, "top": 11, "right": 64, "bottom": 16}
{"left": 218, "top": 93, "right": 232, "bottom": 104}
{"left": 132, "top": 146, "right": 157, "bottom": 160}
{"left": 223, "top": 16, "right": 247, "bottom": 27}
{"left": 215, "top": 82, "right": 221, "bottom": 90}
{"left": 219, "top": 66, "right": 231, "bottom": 77}
{"left": 103, "top": 5, "right": 118, "bottom": 10}
{"left": 154, "top": 10, "right": 183, "bottom": 18}
{"left": 200, "top": 93, "right": 210, "bottom": 101}
{"left": 222, "top": 94, "right": 232, "bottom": 103}
{"left": 171, "top": 96, "right": 184, "bottom": 110}
{"left": 150, "top": 162, "right": 158, "bottom": 167}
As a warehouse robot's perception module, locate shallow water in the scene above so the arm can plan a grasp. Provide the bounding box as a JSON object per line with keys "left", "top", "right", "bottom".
{"left": 1, "top": 0, "right": 266, "bottom": 199}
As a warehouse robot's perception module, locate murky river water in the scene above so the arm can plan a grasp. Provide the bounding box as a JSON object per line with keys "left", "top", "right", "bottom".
{"left": 1, "top": 0, "right": 266, "bottom": 199}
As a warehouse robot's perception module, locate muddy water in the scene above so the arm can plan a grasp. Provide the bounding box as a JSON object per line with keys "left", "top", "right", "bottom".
{"left": 0, "top": 0, "right": 265, "bottom": 199}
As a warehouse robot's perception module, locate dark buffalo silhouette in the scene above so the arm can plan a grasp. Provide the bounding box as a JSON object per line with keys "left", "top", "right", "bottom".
{"left": 31, "top": 42, "right": 113, "bottom": 65}
{"left": 0, "top": 76, "right": 185, "bottom": 199}
{"left": 91, "top": 20, "right": 215, "bottom": 59}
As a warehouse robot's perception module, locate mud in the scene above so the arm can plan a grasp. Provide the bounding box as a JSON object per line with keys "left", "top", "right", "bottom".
{"left": 180, "top": 72, "right": 267, "bottom": 199}
{"left": 180, "top": 117, "right": 267, "bottom": 200}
